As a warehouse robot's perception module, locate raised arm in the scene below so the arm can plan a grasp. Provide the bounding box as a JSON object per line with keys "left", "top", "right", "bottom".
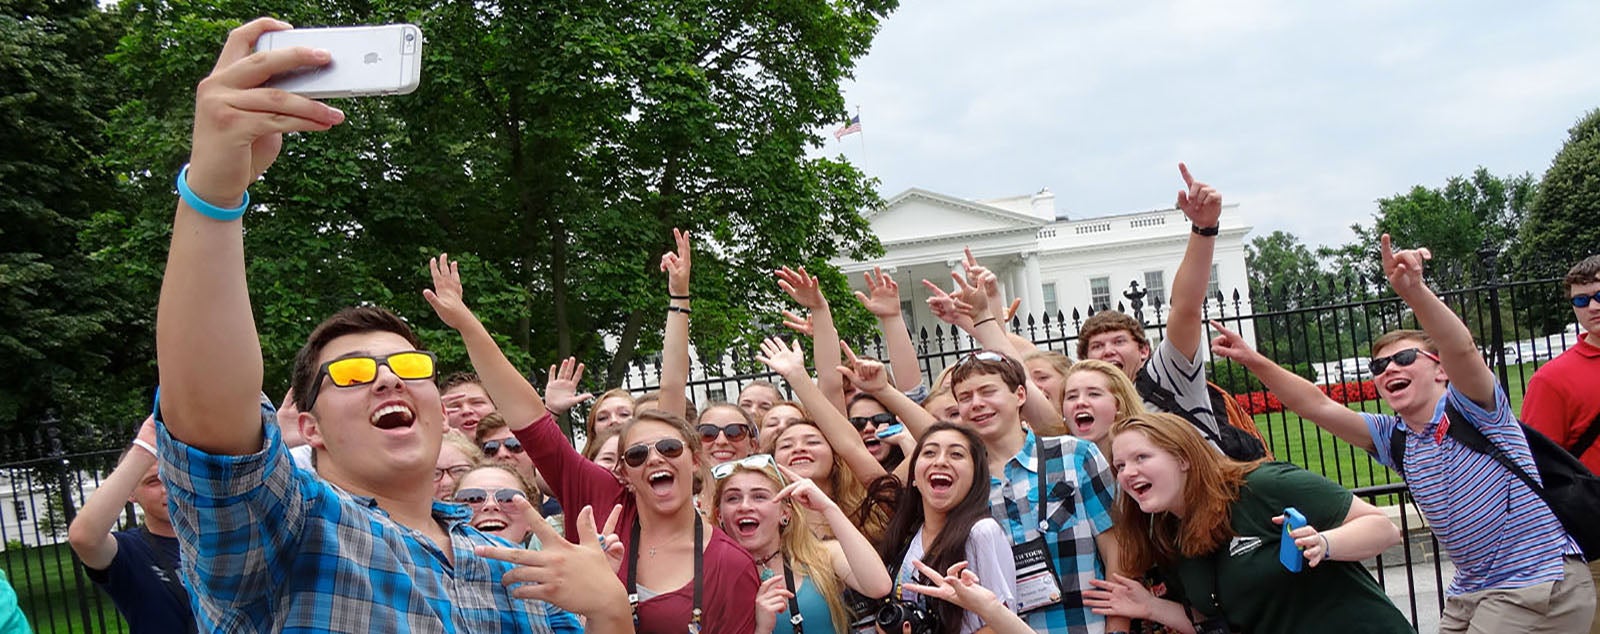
{"left": 423, "top": 254, "right": 549, "bottom": 430}
{"left": 1209, "top": 320, "right": 1372, "bottom": 452}
{"left": 1380, "top": 234, "right": 1497, "bottom": 408}
{"left": 658, "top": 229, "right": 693, "bottom": 418}
{"left": 853, "top": 267, "right": 923, "bottom": 393}
{"left": 542, "top": 357, "right": 595, "bottom": 418}
{"left": 774, "top": 465, "right": 893, "bottom": 598}
{"left": 756, "top": 338, "right": 889, "bottom": 483}
{"left": 68, "top": 417, "right": 158, "bottom": 569}
{"left": 778, "top": 266, "right": 847, "bottom": 412}
{"left": 927, "top": 272, "right": 1065, "bottom": 435}
{"left": 156, "top": 19, "right": 345, "bottom": 454}
{"left": 840, "top": 344, "right": 938, "bottom": 441}
{"left": 1165, "top": 163, "right": 1222, "bottom": 361}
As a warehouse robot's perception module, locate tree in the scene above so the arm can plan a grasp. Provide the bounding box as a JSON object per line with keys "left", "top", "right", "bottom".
{"left": 90, "top": 0, "right": 895, "bottom": 417}
{"left": 1352, "top": 167, "right": 1536, "bottom": 283}
{"left": 1516, "top": 108, "right": 1600, "bottom": 273}
{"left": 0, "top": 1, "right": 143, "bottom": 436}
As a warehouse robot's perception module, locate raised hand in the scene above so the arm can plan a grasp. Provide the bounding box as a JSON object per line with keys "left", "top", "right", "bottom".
{"left": 133, "top": 415, "right": 159, "bottom": 454}
{"left": 774, "top": 469, "right": 841, "bottom": 514}
{"left": 660, "top": 228, "right": 692, "bottom": 297}
{"left": 837, "top": 342, "right": 891, "bottom": 394}
{"left": 598, "top": 504, "right": 625, "bottom": 573}
{"left": 755, "top": 337, "right": 809, "bottom": 379}
{"left": 854, "top": 267, "right": 903, "bottom": 318}
{"left": 1380, "top": 233, "right": 1431, "bottom": 298}
{"left": 753, "top": 575, "right": 793, "bottom": 634}
{"left": 422, "top": 254, "right": 475, "bottom": 331}
{"left": 780, "top": 310, "right": 814, "bottom": 338}
{"left": 776, "top": 266, "right": 827, "bottom": 310}
{"left": 963, "top": 247, "right": 1008, "bottom": 322}
{"left": 1207, "top": 319, "right": 1260, "bottom": 364}
{"left": 921, "top": 280, "right": 978, "bottom": 330}
{"left": 543, "top": 357, "right": 594, "bottom": 415}
{"left": 476, "top": 504, "right": 627, "bottom": 620}
{"left": 185, "top": 19, "right": 347, "bottom": 209}
{"left": 1175, "top": 163, "right": 1222, "bottom": 229}
{"left": 1083, "top": 574, "right": 1157, "bottom": 620}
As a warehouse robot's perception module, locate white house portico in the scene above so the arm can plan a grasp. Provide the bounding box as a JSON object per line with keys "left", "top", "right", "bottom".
{"left": 834, "top": 186, "right": 1256, "bottom": 355}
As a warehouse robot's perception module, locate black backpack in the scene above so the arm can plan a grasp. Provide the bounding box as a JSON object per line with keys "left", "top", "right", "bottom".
{"left": 1389, "top": 402, "right": 1600, "bottom": 562}
{"left": 1134, "top": 366, "right": 1267, "bottom": 462}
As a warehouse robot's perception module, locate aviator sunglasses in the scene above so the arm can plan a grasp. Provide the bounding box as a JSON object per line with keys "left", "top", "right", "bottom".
{"left": 1367, "top": 348, "right": 1440, "bottom": 376}
{"left": 622, "top": 438, "right": 686, "bottom": 468}
{"left": 481, "top": 438, "right": 524, "bottom": 455}
{"left": 453, "top": 487, "right": 525, "bottom": 506}
{"left": 306, "top": 351, "right": 437, "bottom": 408}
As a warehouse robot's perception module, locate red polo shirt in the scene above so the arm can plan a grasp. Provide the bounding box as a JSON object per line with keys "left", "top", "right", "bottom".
{"left": 1522, "top": 335, "right": 1600, "bottom": 473}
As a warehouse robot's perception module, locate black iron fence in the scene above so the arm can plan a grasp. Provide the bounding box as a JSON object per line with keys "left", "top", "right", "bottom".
{"left": 0, "top": 254, "right": 1581, "bottom": 632}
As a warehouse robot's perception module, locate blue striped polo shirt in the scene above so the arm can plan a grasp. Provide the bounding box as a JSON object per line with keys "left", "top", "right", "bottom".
{"left": 1364, "top": 385, "right": 1580, "bottom": 596}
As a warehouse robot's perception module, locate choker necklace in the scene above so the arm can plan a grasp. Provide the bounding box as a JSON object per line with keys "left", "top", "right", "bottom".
{"left": 755, "top": 550, "right": 781, "bottom": 580}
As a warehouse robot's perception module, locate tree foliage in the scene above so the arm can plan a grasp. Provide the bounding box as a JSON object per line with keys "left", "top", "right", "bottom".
{"left": 1352, "top": 167, "right": 1535, "bottom": 282}
{"left": 1516, "top": 108, "right": 1600, "bottom": 272}
{"left": 0, "top": 1, "right": 145, "bottom": 436}
{"left": 85, "top": 0, "right": 895, "bottom": 416}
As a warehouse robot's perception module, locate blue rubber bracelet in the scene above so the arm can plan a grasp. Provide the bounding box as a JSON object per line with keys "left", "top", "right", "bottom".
{"left": 175, "top": 163, "right": 249, "bottom": 221}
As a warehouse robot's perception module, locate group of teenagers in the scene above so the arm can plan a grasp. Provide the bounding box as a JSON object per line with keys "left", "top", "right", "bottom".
{"left": 74, "top": 17, "right": 1600, "bottom": 634}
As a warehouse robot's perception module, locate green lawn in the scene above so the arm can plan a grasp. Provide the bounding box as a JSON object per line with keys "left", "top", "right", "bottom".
{"left": 2, "top": 542, "right": 126, "bottom": 634}
{"left": 1252, "top": 362, "right": 1536, "bottom": 502}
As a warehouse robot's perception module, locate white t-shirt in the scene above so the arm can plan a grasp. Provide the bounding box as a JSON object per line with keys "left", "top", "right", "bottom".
{"left": 895, "top": 517, "right": 1018, "bottom": 633}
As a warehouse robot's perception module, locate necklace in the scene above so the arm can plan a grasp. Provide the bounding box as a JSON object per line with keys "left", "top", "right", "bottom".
{"left": 754, "top": 550, "right": 782, "bottom": 580}
{"left": 647, "top": 527, "right": 694, "bottom": 558}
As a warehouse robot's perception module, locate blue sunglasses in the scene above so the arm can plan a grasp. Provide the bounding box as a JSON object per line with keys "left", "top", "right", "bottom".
{"left": 1572, "top": 292, "right": 1600, "bottom": 308}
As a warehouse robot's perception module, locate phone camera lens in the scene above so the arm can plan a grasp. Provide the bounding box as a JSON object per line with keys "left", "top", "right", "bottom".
{"left": 405, "top": 32, "right": 415, "bottom": 41}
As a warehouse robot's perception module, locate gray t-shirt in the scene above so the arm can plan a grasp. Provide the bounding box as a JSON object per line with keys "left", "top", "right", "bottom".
{"left": 1140, "top": 338, "right": 1222, "bottom": 443}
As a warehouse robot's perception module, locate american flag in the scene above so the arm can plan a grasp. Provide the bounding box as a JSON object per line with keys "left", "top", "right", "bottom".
{"left": 833, "top": 115, "right": 862, "bottom": 140}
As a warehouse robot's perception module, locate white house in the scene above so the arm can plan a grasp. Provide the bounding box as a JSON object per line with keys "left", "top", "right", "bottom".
{"left": 832, "top": 187, "right": 1257, "bottom": 355}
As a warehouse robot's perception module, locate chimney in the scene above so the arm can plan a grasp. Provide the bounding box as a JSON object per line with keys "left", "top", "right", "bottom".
{"left": 1031, "top": 188, "right": 1057, "bottom": 221}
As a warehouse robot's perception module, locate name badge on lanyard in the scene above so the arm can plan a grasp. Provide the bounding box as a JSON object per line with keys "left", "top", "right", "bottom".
{"left": 1013, "top": 536, "right": 1064, "bottom": 613}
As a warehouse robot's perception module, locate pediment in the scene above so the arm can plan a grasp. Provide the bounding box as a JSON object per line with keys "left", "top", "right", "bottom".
{"left": 867, "top": 188, "right": 1045, "bottom": 245}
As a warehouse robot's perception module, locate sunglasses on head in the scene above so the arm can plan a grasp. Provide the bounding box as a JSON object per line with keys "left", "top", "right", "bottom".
{"left": 453, "top": 487, "right": 525, "bottom": 506}
{"left": 306, "top": 351, "right": 437, "bottom": 408}
{"left": 1368, "top": 348, "right": 1440, "bottom": 376}
{"left": 621, "top": 438, "right": 686, "bottom": 468}
{"left": 699, "top": 423, "right": 752, "bottom": 443}
{"left": 848, "top": 412, "right": 896, "bottom": 430}
{"left": 481, "top": 438, "right": 524, "bottom": 455}
{"left": 433, "top": 464, "right": 472, "bottom": 482}
{"left": 959, "top": 351, "right": 1007, "bottom": 366}
{"left": 711, "top": 454, "right": 785, "bottom": 482}
{"left": 1572, "top": 291, "right": 1600, "bottom": 308}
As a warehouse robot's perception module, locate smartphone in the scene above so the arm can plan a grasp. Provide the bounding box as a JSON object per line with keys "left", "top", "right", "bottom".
{"left": 254, "top": 24, "right": 423, "bottom": 99}
{"left": 1278, "top": 507, "right": 1308, "bottom": 572}
{"left": 875, "top": 423, "right": 905, "bottom": 439}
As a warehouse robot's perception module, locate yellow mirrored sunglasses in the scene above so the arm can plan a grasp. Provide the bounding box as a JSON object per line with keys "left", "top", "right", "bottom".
{"left": 306, "top": 351, "right": 437, "bottom": 408}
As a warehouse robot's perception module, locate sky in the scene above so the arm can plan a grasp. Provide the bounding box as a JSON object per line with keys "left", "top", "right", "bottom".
{"left": 833, "top": 0, "right": 1600, "bottom": 250}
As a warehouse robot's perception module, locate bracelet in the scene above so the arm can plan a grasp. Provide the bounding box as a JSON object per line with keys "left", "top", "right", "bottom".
{"left": 972, "top": 317, "right": 997, "bottom": 328}
{"left": 1319, "top": 533, "right": 1332, "bottom": 559}
{"left": 131, "top": 438, "right": 158, "bottom": 458}
{"left": 667, "top": 305, "right": 692, "bottom": 315}
{"left": 668, "top": 293, "right": 691, "bottom": 300}
{"left": 1191, "top": 223, "right": 1219, "bottom": 237}
{"left": 176, "top": 163, "right": 250, "bottom": 221}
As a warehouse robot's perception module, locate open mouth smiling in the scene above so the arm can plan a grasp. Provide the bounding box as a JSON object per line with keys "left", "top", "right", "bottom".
{"left": 371, "top": 403, "right": 416, "bottom": 430}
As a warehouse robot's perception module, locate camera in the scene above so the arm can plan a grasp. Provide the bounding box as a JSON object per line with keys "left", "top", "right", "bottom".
{"left": 876, "top": 601, "right": 939, "bottom": 634}
{"left": 404, "top": 32, "right": 415, "bottom": 41}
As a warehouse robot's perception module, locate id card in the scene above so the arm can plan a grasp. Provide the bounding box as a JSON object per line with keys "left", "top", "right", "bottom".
{"left": 1012, "top": 538, "right": 1064, "bottom": 613}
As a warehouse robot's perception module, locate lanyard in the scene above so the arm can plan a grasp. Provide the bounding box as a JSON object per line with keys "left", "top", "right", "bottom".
{"left": 628, "top": 517, "right": 704, "bottom": 632}
{"left": 781, "top": 553, "right": 804, "bottom": 634}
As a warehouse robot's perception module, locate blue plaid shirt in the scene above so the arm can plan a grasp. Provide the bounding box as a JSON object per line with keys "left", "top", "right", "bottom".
{"left": 155, "top": 409, "right": 580, "bottom": 634}
{"left": 988, "top": 430, "right": 1118, "bottom": 634}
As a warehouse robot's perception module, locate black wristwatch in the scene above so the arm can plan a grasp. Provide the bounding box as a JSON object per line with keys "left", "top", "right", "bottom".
{"left": 1191, "top": 223, "right": 1219, "bottom": 237}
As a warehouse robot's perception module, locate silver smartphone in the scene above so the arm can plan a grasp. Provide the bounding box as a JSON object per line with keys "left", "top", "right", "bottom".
{"left": 254, "top": 24, "right": 423, "bottom": 99}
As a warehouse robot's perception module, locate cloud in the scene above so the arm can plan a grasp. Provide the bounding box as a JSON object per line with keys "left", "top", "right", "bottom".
{"left": 839, "top": 0, "right": 1600, "bottom": 250}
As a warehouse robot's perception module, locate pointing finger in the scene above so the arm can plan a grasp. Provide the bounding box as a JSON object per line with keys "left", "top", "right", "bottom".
{"left": 1179, "top": 162, "right": 1195, "bottom": 188}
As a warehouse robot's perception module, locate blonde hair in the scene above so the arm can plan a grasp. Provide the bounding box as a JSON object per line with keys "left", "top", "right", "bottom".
{"left": 441, "top": 429, "right": 486, "bottom": 464}
{"left": 709, "top": 464, "right": 849, "bottom": 634}
{"left": 1063, "top": 359, "right": 1146, "bottom": 424}
{"left": 772, "top": 422, "right": 891, "bottom": 544}
{"left": 1024, "top": 350, "right": 1074, "bottom": 407}
{"left": 585, "top": 389, "right": 636, "bottom": 437}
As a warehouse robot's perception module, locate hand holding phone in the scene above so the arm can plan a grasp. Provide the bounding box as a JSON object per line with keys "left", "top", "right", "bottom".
{"left": 875, "top": 423, "right": 906, "bottom": 440}
{"left": 254, "top": 24, "right": 423, "bottom": 98}
{"left": 1278, "top": 507, "right": 1308, "bottom": 573}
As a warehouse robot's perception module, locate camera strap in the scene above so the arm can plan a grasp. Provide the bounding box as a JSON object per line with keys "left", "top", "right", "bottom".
{"left": 782, "top": 552, "right": 804, "bottom": 634}
{"left": 1014, "top": 442, "right": 1065, "bottom": 614}
{"left": 627, "top": 517, "right": 703, "bottom": 633}
{"left": 1193, "top": 549, "right": 1242, "bottom": 634}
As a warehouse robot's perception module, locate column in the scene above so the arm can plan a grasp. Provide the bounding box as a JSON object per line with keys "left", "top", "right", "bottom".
{"left": 1023, "top": 252, "right": 1044, "bottom": 322}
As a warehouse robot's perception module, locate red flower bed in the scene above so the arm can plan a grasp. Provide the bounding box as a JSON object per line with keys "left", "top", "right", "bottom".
{"left": 1235, "top": 380, "right": 1379, "bottom": 416}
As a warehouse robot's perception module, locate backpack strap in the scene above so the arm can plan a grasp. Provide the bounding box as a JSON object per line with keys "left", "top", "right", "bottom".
{"left": 1568, "top": 411, "right": 1600, "bottom": 461}
{"left": 1442, "top": 402, "right": 1546, "bottom": 495}
{"left": 1134, "top": 366, "right": 1221, "bottom": 444}
{"left": 1389, "top": 425, "right": 1409, "bottom": 480}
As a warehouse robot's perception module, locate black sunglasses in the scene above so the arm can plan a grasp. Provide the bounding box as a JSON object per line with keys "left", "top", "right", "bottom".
{"left": 1368, "top": 348, "right": 1440, "bottom": 376}
{"left": 848, "top": 412, "right": 896, "bottom": 430}
{"left": 1572, "top": 291, "right": 1600, "bottom": 308}
{"left": 481, "top": 438, "right": 524, "bottom": 455}
{"left": 698, "top": 423, "right": 751, "bottom": 443}
{"left": 453, "top": 487, "right": 525, "bottom": 506}
{"left": 622, "top": 438, "right": 686, "bottom": 468}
